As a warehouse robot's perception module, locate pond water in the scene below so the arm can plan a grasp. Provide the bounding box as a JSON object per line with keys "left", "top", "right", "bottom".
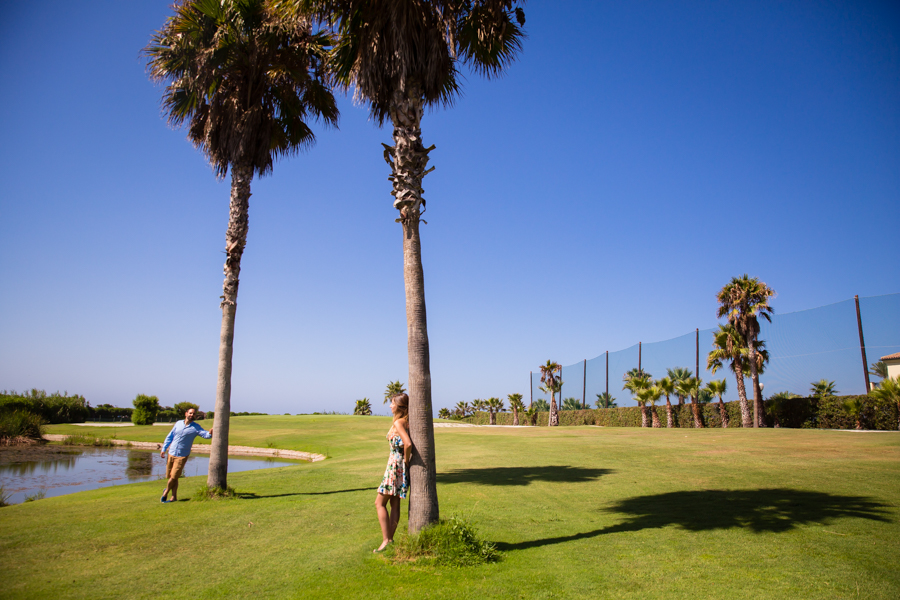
{"left": 0, "top": 446, "right": 305, "bottom": 505}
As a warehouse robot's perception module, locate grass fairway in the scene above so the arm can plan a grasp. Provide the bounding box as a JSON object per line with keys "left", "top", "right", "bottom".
{"left": 2, "top": 417, "right": 898, "bottom": 599}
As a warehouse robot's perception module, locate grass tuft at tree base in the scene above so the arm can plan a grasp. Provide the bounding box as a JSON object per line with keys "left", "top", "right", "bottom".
{"left": 193, "top": 485, "right": 238, "bottom": 501}
{"left": 386, "top": 516, "right": 499, "bottom": 567}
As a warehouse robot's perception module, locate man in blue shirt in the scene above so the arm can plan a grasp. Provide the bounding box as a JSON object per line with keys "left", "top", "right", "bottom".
{"left": 159, "top": 407, "right": 213, "bottom": 503}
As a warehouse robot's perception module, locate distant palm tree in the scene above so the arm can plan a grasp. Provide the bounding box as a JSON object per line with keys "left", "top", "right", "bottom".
{"left": 869, "top": 361, "right": 888, "bottom": 385}
{"left": 717, "top": 275, "right": 775, "bottom": 428}
{"left": 810, "top": 379, "right": 838, "bottom": 399}
{"left": 646, "top": 385, "right": 663, "bottom": 428}
{"left": 454, "top": 401, "right": 471, "bottom": 419}
{"left": 843, "top": 397, "right": 865, "bottom": 430}
{"left": 624, "top": 371, "right": 652, "bottom": 427}
{"left": 145, "top": 0, "right": 338, "bottom": 490}
{"left": 384, "top": 380, "right": 407, "bottom": 404}
{"left": 508, "top": 393, "right": 525, "bottom": 426}
{"left": 471, "top": 399, "right": 487, "bottom": 414}
{"left": 486, "top": 397, "right": 505, "bottom": 425}
{"left": 354, "top": 398, "right": 372, "bottom": 415}
{"left": 307, "top": 0, "right": 527, "bottom": 534}
{"left": 765, "top": 391, "right": 797, "bottom": 428}
{"left": 561, "top": 397, "right": 582, "bottom": 411}
{"left": 656, "top": 377, "right": 675, "bottom": 428}
{"left": 539, "top": 360, "right": 563, "bottom": 426}
{"left": 708, "top": 324, "right": 752, "bottom": 427}
{"left": 870, "top": 376, "right": 900, "bottom": 430}
{"left": 595, "top": 392, "right": 617, "bottom": 409}
{"left": 532, "top": 398, "right": 550, "bottom": 412}
{"left": 437, "top": 407, "right": 451, "bottom": 420}
{"left": 523, "top": 404, "right": 539, "bottom": 426}
{"left": 678, "top": 376, "right": 703, "bottom": 428}
{"left": 705, "top": 379, "right": 729, "bottom": 428}
{"left": 667, "top": 368, "right": 693, "bottom": 406}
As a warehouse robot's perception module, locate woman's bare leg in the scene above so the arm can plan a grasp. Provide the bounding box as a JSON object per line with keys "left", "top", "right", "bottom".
{"left": 387, "top": 495, "right": 401, "bottom": 541}
{"left": 375, "top": 493, "right": 392, "bottom": 551}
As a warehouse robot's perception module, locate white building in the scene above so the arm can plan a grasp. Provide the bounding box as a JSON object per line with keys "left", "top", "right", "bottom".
{"left": 881, "top": 352, "right": 900, "bottom": 381}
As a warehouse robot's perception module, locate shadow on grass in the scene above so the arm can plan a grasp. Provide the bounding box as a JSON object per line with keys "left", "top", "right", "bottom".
{"left": 495, "top": 488, "right": 891, "bottom": 551}
{"left": 439, "top": 466, "right": 614, "bottom": 486}
{"left": 236, "top": 487, "right": 371, "bottom": 499}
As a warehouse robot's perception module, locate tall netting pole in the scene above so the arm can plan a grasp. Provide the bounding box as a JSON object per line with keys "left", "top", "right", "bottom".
{"left": 605, "top": 351, "right": 609, "bottom": 398}
{"left": 529, "top": 371, "right": 533, "bottom": 408}
{"left": 582, "top": 359, "right": 587, "bottom": 408}
{"left": 855, "top": 295, "right": 871, "bottom": 392}
{"left": 695, "top": 328, "right": 699, "bottom": 380}
{"left": 639, "top": 341, "right": 642, "bottom": 371}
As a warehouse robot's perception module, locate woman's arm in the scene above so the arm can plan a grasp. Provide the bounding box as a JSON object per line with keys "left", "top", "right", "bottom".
{"left": 396, "top": 419, "right": 413, "bottom": 464}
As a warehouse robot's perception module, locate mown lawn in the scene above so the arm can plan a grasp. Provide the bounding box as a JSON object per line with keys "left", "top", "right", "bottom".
{"left": 2, "top": 416, "right": 898, "bottom": 599}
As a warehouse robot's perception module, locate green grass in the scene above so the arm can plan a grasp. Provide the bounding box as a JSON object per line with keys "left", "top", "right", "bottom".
{"left": 3, "top": 415, "right": 898, "bottom": 599}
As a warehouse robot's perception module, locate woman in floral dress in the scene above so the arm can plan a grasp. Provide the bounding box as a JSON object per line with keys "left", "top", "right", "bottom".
{"left": 374, "top": 393, "right": 413, "bottom": 552}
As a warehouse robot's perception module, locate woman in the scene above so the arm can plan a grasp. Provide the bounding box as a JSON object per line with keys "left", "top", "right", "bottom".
{"left": 374, "top": 393, "right": 413, "bottom": 552}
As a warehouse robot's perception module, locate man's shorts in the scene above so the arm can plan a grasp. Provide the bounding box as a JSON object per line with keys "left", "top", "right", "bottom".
{"left": 166, "top": 454, "right": 188, "bottom": 480}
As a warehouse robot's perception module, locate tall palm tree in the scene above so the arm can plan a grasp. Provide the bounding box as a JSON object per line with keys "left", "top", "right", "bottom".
{"left": 354, "top": 398, "right": 372, "bottom": 415}
{"left": 384, "top": 380, "right": 407, "bottom": 404}
{"left": 708, "top": 324, "right": 751, "bottom": 427}
{"left": 595, "top": 392, "right": 616, "bottom": 409}
{"left": 486, "top": 397, "right": 505, "bottom": 425}
{"left": 705, "top": 379, "right": 729, "bottom": 428}
{"left": 540, "top": 360, "right": 563, "bottom": 427}
{"left": 716, "top": 274, "right": 775, "bottom": 428}
{"left": 870, "top": 376, "right": 900, "bottom": 431}
{"left": 145, "top": 0, "right": 338, "bottom": 490}
{"left": 623, "top": 371, "right": 652, "bottom": 427}
{"left": 810, "top": 379, "right": 838, "bottom": 399}
{"left": 656, "top": 377, "right": 675, "bottom": 428}
{"left": 667, "top": 367, "right": 692, "bottom": 406}
{"left": 508, "top": 393, "right": 524, "bottom": 426}
{"left": 300, "top": 0, "right": 526, "bottom": 533}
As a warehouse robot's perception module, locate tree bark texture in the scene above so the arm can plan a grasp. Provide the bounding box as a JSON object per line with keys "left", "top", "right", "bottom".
{"left": 665, "top": 398, "right": 673, "bottom": 428}
{"left": 548, "top": 395, "right": 559, "bottom": 426}
{"left": 747, "top": 337, "right": 767, "bottom": 427}
{"left": 718, "top": 399, "right": 729, "bottom": 428}
{"left": 208, "top": 164, "right": 251, "bottom": 491}
{"left": 388, "top": 85, "right": 438, "bottom": 533}
{"left": 651, "top": 406, "right": 660, "bottom": 428}
{"left": 691, "top": 395, "right": 703, "bottom": 428}
{"left": 640, "top": 406, "right": 648, "bottom": 428}
{"left": 733, "top": 361, "right": 752, "bottom": 428}
{"left": 489, "top": 411, "right": 496, "bottom": 425}
{"left": 512, "top": 408, "right": 519, "bottom": 426}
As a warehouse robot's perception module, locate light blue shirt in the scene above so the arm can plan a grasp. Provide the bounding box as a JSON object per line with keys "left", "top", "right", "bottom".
{"left": 162, "top": 420, "right": 212, "bottom": 457}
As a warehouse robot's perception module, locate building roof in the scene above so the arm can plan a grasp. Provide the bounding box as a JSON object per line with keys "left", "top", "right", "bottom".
{"left": 881, "top": 352, "right": 900, "bottom": 361}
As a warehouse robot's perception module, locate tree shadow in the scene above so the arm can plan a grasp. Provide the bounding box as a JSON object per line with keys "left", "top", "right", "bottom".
{"left": 438, "top": 466, "right": 614, "bottom": 486}
{"left": 236, "top": 487, "right": 370, "bottom": 500}
{"left": 495, "top": 488, "right": 891, "bottom": 551}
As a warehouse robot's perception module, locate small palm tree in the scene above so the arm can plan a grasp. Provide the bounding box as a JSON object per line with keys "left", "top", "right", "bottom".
{"left": 561, "top": 397, "right": 582, "bottom": 411}
{"left": 384, "top": 380, "right": 407, "bottom": 404}
{"left": 523, "top": 404, "right": 539, "bottom": 426}
{"left": 354, "top": 398, "right": 372, "bottom": 415}
{"left": 869, "top": 361, "right": 888, "bottom": 385}
{"left": 471, "top": 399, "right": 487, "bottom": 415}
{"left": 843, "top": 397, "right": 865, "bottom": 430}
{"left": 437, "top": 407, "right": 451, "bottom": 420}
{"left": 454, "top": 401, "right": 471, "bottom": 419}
{"left": 764, "top": 391, "right": 796, "bottom": 428}
{"left": 646, "top": 385, "right": 663, "bottom": 428}
{"left": 678, "top": 376, "right": 704, "bottom": 428}
{"left": 508, "top": 393, "right": 525, "bottom": 426}
{"left": 705, "top": 379, "right": 729, "bottom": 428}
{"left": 656, "top": 377, "right": 675, "bottom": 428}
{"left": 145, "top": 0, "right": 338, "bottom": 490}
{"left": 595, "top": 392, "right": 617, "bottom": 409}
{"left": 810, "top": 379, "right": 838, "bottom": 399}
{"left": 539, "top": 360, "right": 563, "bottom": 426}
{"left": 717, "top": 274, "right": 775, "bottom": 428}
{"left": 532, "top": 398, "right": 550, "bottom": 412}
{"left": 486, "top": 397, "right": 505, "bottom": 425}
{"left": 667, "top": 368, "right": 693, "bottom": 406}
{"left": 870, "top": 376, "right": 900, "bottom": 431}
{"left": 624, "top": 371, "right": 652, "bottom": 427}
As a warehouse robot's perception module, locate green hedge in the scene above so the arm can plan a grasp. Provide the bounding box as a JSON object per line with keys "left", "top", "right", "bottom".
{"left": 0, "top": 390, "right": 89, "bottom": 424}
{"left": 462, "top": 396, "right": 899, "bottom": 430}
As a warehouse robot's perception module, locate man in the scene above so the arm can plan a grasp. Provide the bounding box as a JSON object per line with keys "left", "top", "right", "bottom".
{"left": 159, "top": 407, "right": 212, "bottom": 503}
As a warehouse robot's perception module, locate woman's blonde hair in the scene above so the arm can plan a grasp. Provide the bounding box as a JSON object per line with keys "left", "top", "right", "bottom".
{"left": 392, "top": 393, "right": 409, "bottom": 424}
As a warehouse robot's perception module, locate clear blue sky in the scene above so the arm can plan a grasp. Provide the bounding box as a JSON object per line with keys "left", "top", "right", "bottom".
{"left": 1, "top": 1, "right": 898, "bottom": 414}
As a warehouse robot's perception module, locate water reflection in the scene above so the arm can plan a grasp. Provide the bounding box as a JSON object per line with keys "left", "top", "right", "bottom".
{"left": 0, "top": 446, "right": 304, "bottom": 505}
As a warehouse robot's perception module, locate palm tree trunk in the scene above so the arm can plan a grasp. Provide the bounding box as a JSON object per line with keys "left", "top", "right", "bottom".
{"left": 389, "top": 84, "right": 438, "bottom": 533}
{"left": 718, "top": 399, "right": 729, "bottom": 428}
{"left": 489, "top": 410, "right": 496, "bottom": 425}
{"left": 691, "top": 395, "right": 702, "bottom": 428}
{"left": 747, "top": 337, "right": 767, "bottom": 427}
{"left": 512, "top": 408, "right": 519, "bottom": 426}
{"left": 208, "top": 164, "right": 251, "bottom": 490}
{"left": 549, "top": 394, "right": 559, "bottom": 426}
{"left": 733, "top": 361, "right": 752, "bottom": 428}
{"left": 665, "top": 397, "right": 673, "bottom": 428}
{"left": 651, "top": 406, "right": 660, "bottom": 428}
{"left": 677, "top": 394, "right": 684, "bottom": 406}
{"left": 640, "top": 405, "right": 648, "bottom": 427}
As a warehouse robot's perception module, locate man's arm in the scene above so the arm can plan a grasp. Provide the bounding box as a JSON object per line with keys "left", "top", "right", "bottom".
{"left": 161, "top": 424, "right": 177, "bottom": 457}
{"left": 192, "top": 423, "right": 213, "bottom": 439}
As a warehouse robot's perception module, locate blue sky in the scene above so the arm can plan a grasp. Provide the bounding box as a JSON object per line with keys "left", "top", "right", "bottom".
{"left": 1, "top": 1, "right": 898, "bottom": 414}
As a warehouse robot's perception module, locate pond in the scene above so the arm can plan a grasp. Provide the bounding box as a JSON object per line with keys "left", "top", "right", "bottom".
{"left": 0, "top": 446, "right": 305, "bottom": 505}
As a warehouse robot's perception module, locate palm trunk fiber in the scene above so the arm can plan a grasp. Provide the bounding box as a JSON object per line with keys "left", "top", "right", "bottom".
{"left": 512, "top": 409, "right": 519, "bottom": 426}
{"left": 549, "top": 392, "right": 559, "bottom": 426}
{"left": 208, "top": 164, "right": 250, "bottom": 491}
{"left": 640, "top": 406, "right": 648, "bottom": 427}
{"left": 733, "top": 363, "right": 752, "bottom": 428}
{"left": 389, "top": 85, "right": 438, "bottom": 533}
{"left": 691, "top": 396, "right": 703, "bottom": 428}
{"left": 489, "top": 411, "right": 496, "bottom": 425}
{"left": 718, "top": 399, "right": 729, "bottom": 428}
{"left": 747, "top": 338, "right": 767, "bottom": 427}
{"left": 665, "top": 398, "right": 673, "bottom": 428}
{"left": 651, "top": 406, "right": 660, "bottom": 428}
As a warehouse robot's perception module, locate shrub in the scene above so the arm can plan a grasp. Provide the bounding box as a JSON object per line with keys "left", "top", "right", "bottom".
{"left": 131, "top": 394, "right": 160, "bottom": 425}
{"left": 173, "top": 402, "right": 200, "bottom": 417}
{"left": 0, "top": 410, "right": 46, "bottom": 443}
{"left": 24, "top": 489, "right": 46, "bottom": 502}
{"left": 0, "top": 389, "right": 89, "bottom": 424}
{"left": 387, "top": 516, "right": 499, "bottom": 567}
{"left": 193, "top": 485, "right": 238, "bottom": 501}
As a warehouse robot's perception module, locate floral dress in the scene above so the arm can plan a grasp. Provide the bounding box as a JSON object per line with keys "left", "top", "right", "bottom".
{"left": 377, "top": 433, "right": 408, "bottom": 499}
